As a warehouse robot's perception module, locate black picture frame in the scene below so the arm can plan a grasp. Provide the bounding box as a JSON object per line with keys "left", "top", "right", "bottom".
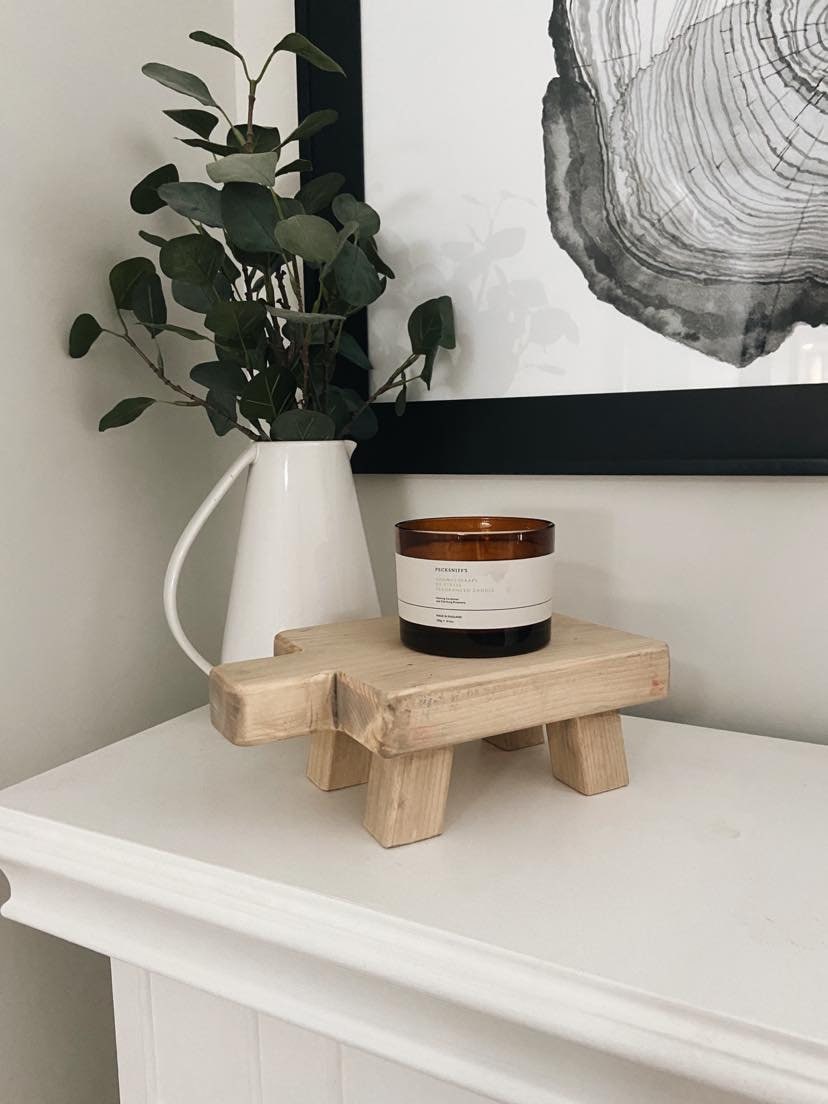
{"left": 296, "top": 0, "right": 828, "bottom": 476}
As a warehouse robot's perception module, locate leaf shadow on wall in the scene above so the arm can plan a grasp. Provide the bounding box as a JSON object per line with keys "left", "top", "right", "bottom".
{"left": 369, "top": 191, "right": 579, "bottom": 399}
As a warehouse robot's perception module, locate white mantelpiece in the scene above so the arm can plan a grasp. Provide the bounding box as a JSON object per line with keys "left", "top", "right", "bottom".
{"left": 0, "top": 708, "right": 826, "bottom": 1104}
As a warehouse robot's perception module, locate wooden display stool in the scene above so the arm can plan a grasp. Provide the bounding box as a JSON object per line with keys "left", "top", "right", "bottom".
{"left": 210, "top": 615, "right": 669, "bottom": 848}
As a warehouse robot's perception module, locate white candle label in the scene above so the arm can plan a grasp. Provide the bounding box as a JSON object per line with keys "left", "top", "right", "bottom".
{"left": 396, "top": 554, "right": 554, "bottom": 630}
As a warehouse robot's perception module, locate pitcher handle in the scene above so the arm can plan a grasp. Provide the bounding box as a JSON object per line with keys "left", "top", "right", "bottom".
{"left": 163, "top": 444, "right": 259, "bottom": 675}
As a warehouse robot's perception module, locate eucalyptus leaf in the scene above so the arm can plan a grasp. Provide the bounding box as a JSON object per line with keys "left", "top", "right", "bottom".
{"left": 163, "top": 109, "right": 218, "bottom": 138}
{"left": 159, "top": 234, "right": 224, "bottom": 286}
{"left": 346, "top": 402, "right": 379, "bottom": 440}
{"left": 282, "top": 320, "right": 327, "bottom": 346}
{"left": 142, "top": 63, "right": 217, "bottom": 107}
{"left": 189, "top": 31, "right": 247, "bottom": 64}
{"left": 275, "top": 214, "right": 339, "bottom": 264}
{"left": 331, "top": 242, "right": 383, "bottom": 307}
{"left": 272, "top": 196, "right": 304, "bottom": 220}
{"left": 275, "top": 159, "right": 312, "bottom": 178}
{"left": 239, "top": 369, "right": 295, "bottom": 423}
{"left": 337, "top": 332, "right": 371, "bottom": 370}
{"left": 171, "top": 279, "right": 213, "bottom": 312}
{"left": 157, "top": 182, "right": 223, "bottom": 227}
{"left": 332, "top": 193, "right": 380, "bottom": 238}
{"left": 408, "top": 295, "right": 455, "bottom": 353}
{"left": 266, "top": 306, "right": 345, "bottom": 324}
{"left": 190, "top": 360, "right": 247, "bottom": 395}
{"left": 338, "top": 220, "right": 360, "bottom": 242}
{"left": 322, "top": 385, "right": 352, "bottom": 431}
{"left": 109, "top": 257, "right": 155, "bottom": 309}
{"left": 138, "top": 230, "right": 168, "bottom": 248}
{"left": 220, "top": 182, "right": 278, "bottom": 253}
{"left": 274, "top": 33, "right": 345, "bottom": 75}
{"left": 207, "top": 151, "right": 280, "bottom": 187}
{"left": 221, "top": 252, "right": 241, "bottom": 284}
{"left": 227, "top": 246, "right": 272, "bottom": 272}
{"left": 225, "top": 124, "right": 281, "bottom": 153}
{"left": 204, "top": 300, "right": 267, "bottom": 340}
{"left": 68, "top": 314, "right": 102, "bottom": 358}
{"left": 272, "top": 409, "right": 336, "bottom": 441}
{"left": 421, "top": 347, "right": 438, "bottom": 389}
{"left": 151, "top": 323, "right": 209, "bottom": 340}
{"left": 395, "top": 383, "right": 408, "bottom": 416}
{"left": 205, "top": 389, "right": 237, "bottom": 436}
{"left": 99, "top": 397, "right": 156, "bottom": 432}
{"left": 130, "top": 164, "right": 178, "bottom": 214}
{"left": 283, "top": 109, "right": 338, "bottom": 146}
{"left": 296, "top": 172, "right": 344, "bottom": 215}
{"left": 178, "top": 137, "right": 233, "bottom": 156}
{"left": 129, "top": 273, "right": 167, "bottom": 335}
{"left": 322, "top": 384, "right": 368, "bottom": 433}
{"left": 361, "top": 235, "right": 395, "bottom": 279}
{"left": 435, "top": 295, "right": 456, "bottom": 349}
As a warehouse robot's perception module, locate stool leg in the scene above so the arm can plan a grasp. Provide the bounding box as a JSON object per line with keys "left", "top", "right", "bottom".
{"left": 547, "top": 711, "right": 629, "bottom": 795}
{"left": 486, "top": 726, "right": 546, "bottom": 751}
{"left": 307, "top": 731, "right": 372, "bottom": 792}
{"left": 363, "top": 747, "right": 454, "bottom": 847}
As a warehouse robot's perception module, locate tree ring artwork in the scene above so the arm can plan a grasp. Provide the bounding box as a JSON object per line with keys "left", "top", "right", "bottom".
{"left": 543, "top": 0, "right": 828, "bottom": 367}
{"left": 362, "top": 0, "right": 828, "bottom": 402}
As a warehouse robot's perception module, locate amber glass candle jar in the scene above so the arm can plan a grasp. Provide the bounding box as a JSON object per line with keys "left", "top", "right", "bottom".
{"left": 395, "top": 517, "right": 555, "bottom": 658}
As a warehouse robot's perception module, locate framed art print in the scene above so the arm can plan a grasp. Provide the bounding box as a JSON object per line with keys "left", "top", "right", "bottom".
{"left": 296, "top": 0, "right": 828, "bottom": 474}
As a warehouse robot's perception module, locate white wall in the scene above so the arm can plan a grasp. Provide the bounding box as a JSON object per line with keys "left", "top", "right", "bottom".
{"left": 0, "top": 2, "right": 240, "bottom": 1101}
{"left": 357, "top": 475, "right": 828, "bottom": 745}
{"left": 3, "top": 0, "right": 826, "bottom": 1097}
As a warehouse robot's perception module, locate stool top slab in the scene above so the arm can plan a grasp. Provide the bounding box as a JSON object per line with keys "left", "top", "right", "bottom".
{"left": 210, "top": 614, "right": 669, "bottom": 755}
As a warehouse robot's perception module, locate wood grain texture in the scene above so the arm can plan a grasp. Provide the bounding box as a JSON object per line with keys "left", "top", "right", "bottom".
{"left": 209, "top": 615, "right": 669, "bottom": 755}
{"left": 485, "top": 727, "right": 546, "bottom": 752}
{"left": 547, "top": 711, "right": 629, "bottom": 795}
{"left": 306, "top": 731, "right": 372, "bottom": 791}
{"left": 363, "top": 747, "right": 454, "bottom": 847}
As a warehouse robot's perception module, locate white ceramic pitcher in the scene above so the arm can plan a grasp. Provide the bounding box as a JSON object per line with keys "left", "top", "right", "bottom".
{"left": 164, "top": 441, "right": 380, "bottom": 674}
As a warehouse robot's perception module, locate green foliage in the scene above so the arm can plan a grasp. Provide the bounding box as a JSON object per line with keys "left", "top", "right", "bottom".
{"left": 205, "top": 389, "right": 237, "bottom": 435}
{"left": 283, "top": 109, "right": 338, "bottom": 145}
{"left": 275, "top": 214, "right": 339, "bottom": 264}
{"left": 131, "top": 274, "right": 167, "bottom": 335}
{"left": 221, "top": 183, "right": 278, "bottom": 253}
{"left": 142, "top": 63, "right": 217, "bottom": 106}
{"left": 68, "top": 25, "right": 454, "bottom": 441}
{"left": 226, "top": 124, "right": 281, "bottom": 153}
{"left": 163, "top": 108, "right": 219, "bottom": 138}
{"left": 157, "top": 182, "right": 223, "bottom": 227}
{"left": 273, "top": 33, "right": 345, "bottom": 75}
{"left": 190, "top": 361, "right": 247, "bottom": 394}
{"left": 338, "top": 332, "right": 370, "bottom": 370}
{"left": 408, "top": 296, "right": 456, "bottom": 354}
{"left": 99, "top": 397, "right": 156, "bottom": 431}
{"left": 130, "top": 164, "right": 178, "bottom": 214}
{"left": 69, "top": 314, "right": 102, "bottom": 358}
{"left": 332, "top": 243, "right": 383, "bottom": 307}
{"left": 139, "top": 230, "right": 168, "bottom": 248}
{"left": 151, "top": 323, "right": 207, "bottom": 340}
{"left": 109, "top": 257, "right": 156, "bottom": 308}
{"left": 159, "top": 234, "right": 224, "bottom": 285}
{"left": 207, "top": 152, "right": 280, "bottom": 187}
{"left": 297, "top": 172, "right": 344, "bottom": 215}
{"left": 189, "top": 30, "right": 247, "bottom": 65}
{"left": 272, "top": 409, "right": 336, "bottom": 440}
{"left": 332, "top": 194, "right": 380, "bottom": 238}
{"left": 204, "top": 300, "right": 267, "bottom": 341}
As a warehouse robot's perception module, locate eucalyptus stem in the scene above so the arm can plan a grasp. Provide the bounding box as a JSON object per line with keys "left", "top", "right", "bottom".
{"left": 108, "top": 317, "right": 259, "bottom": 441}
{"left": 244, "top": 79, "right": 257, "bottom": 152}
{"left": 338, "top": 353, "right": 420, "bottom": 437}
